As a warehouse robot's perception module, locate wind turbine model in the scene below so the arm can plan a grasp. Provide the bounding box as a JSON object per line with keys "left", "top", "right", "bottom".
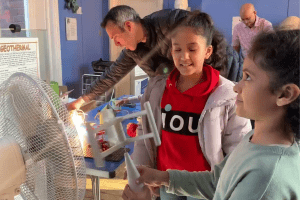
{"left": 86, "top": 101, "right": 161, "bottom": 192}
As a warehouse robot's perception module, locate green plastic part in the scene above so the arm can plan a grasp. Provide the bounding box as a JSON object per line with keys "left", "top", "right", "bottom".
{"left": 50, "top": 81, "right": 59, "bottom": 95}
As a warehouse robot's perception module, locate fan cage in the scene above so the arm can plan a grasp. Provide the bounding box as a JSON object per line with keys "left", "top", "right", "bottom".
{"left": 0, "top": 73, "right": 86, "bottom": 200}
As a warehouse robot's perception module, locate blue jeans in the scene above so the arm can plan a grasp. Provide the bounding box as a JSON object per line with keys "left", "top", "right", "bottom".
{"left": 160, "top": 186, "right": 203, "bottom": 200}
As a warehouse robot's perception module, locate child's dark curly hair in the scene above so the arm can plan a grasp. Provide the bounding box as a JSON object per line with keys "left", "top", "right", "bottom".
{"left": 249, "top": 30, "right": 300, "bottom": 141}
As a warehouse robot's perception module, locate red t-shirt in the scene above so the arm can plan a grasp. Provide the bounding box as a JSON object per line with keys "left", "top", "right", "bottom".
{"left": 157, "top": 64, "right": 219, "bottom": 172}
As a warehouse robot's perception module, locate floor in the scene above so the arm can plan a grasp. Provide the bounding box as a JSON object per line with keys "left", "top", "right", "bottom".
{"left": 84, "top": 162, "right": 127, "bottom": 200}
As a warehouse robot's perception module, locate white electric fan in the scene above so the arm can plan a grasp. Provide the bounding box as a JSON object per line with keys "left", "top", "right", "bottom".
{"left": 0, "top": 72, "right": 86, "bottom": 200}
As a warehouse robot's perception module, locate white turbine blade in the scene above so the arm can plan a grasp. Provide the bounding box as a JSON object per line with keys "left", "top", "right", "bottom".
{"left": 124, "top": 153, "right": 144, "bottom": 193}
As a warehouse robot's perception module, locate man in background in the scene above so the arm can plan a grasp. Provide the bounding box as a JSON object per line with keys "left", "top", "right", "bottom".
{"left": 232, "top": 3, "right": 273, "bottom": 58}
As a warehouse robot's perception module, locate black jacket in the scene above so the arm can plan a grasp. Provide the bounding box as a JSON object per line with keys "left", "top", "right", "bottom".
{"left": 84, "top": 9, "right": 189, "bottom": 100}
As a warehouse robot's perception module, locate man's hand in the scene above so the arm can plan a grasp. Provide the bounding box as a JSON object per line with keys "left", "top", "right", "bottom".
{"left": 116, "top": 98, "right": 130, "bottom": 107}
{"left": 122, "top": 184, "right": 153, "bottom": 200}
{"left": 66, "top": 96, "right": 86, "bottom": 111}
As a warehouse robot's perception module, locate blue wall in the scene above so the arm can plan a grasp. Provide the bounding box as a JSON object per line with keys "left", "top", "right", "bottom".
{"left": 59, "top": 0, "right": 109, "bottom": 98}
{"left": 163, "top": 0, "right": 175, "bottom": 9}
{"left": 102, "top": 0, "right": 110, "bottom": 60}
{"left": 288, "top": 0, "right": 300, "bottom": 17}
{"left": 189, "top": 0, "right": 202, "bottom": 11}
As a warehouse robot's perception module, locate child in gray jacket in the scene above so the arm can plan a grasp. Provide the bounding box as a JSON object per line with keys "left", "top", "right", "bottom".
{"left": 122, "top": 11, "right": 252, "bottom": 200}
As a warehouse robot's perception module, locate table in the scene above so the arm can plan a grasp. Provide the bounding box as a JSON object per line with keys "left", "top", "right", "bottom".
{"left": 84, "top": 96, "right": 140, "bottom": 199}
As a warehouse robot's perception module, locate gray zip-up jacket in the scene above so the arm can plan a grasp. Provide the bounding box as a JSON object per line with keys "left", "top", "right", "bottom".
{"left": 131, "top": 75, "right": 252, "bottom": 170}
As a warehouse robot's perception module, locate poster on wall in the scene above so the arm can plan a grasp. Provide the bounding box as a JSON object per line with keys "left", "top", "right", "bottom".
{"left": 66, "top": 17, "right": 78, "bottom": 41}
{"left": 0, "top": 38, "right": 40, "bottom": 84}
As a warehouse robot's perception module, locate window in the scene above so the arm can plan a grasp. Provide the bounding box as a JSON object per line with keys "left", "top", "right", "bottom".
{"left": 0, "top": 0, "right": 62, "bottom": 85}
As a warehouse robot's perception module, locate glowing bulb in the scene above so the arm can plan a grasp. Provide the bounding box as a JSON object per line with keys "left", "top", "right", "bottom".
{"left": 71, "top": 111, "right": 86, "bottom": 148}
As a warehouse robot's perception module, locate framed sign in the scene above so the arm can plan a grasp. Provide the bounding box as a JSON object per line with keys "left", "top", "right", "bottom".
{"left": 0, "top": 37, "right": 39, "bottom": 84}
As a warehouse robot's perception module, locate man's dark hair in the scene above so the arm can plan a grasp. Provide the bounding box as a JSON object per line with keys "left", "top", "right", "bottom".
{"left": 101, "top": 5, "right": 141, "bottom": 31}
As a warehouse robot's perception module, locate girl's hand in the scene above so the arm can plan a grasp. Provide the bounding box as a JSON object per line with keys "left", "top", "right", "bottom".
{"left": 122, "top": 184, "right": 152, "bottom": 200}
{"left": 124, "top": 166, "right": 170, "bottom": 190}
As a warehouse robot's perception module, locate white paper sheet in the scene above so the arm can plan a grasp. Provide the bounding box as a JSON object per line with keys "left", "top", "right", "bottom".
{"left": 66, "top": 17, "right": 78, "bottom": 41}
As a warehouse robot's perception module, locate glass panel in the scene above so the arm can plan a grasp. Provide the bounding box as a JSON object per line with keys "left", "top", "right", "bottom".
{"left": 0, "top": 0, "right": 27, "bottom": 31}
{"left": 0, "top": 0, "right": 50, "bottom": 82}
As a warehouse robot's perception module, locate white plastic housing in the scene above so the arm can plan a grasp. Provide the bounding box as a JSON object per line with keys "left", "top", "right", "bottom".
{"left": 124, "top": 153, "right": 144, "bottom": 193}
{"left": 102, "top": 109, "right": 126, "bottom": 145}
{"left": 0, "top": 136, "right": 26, "bottom": 199}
